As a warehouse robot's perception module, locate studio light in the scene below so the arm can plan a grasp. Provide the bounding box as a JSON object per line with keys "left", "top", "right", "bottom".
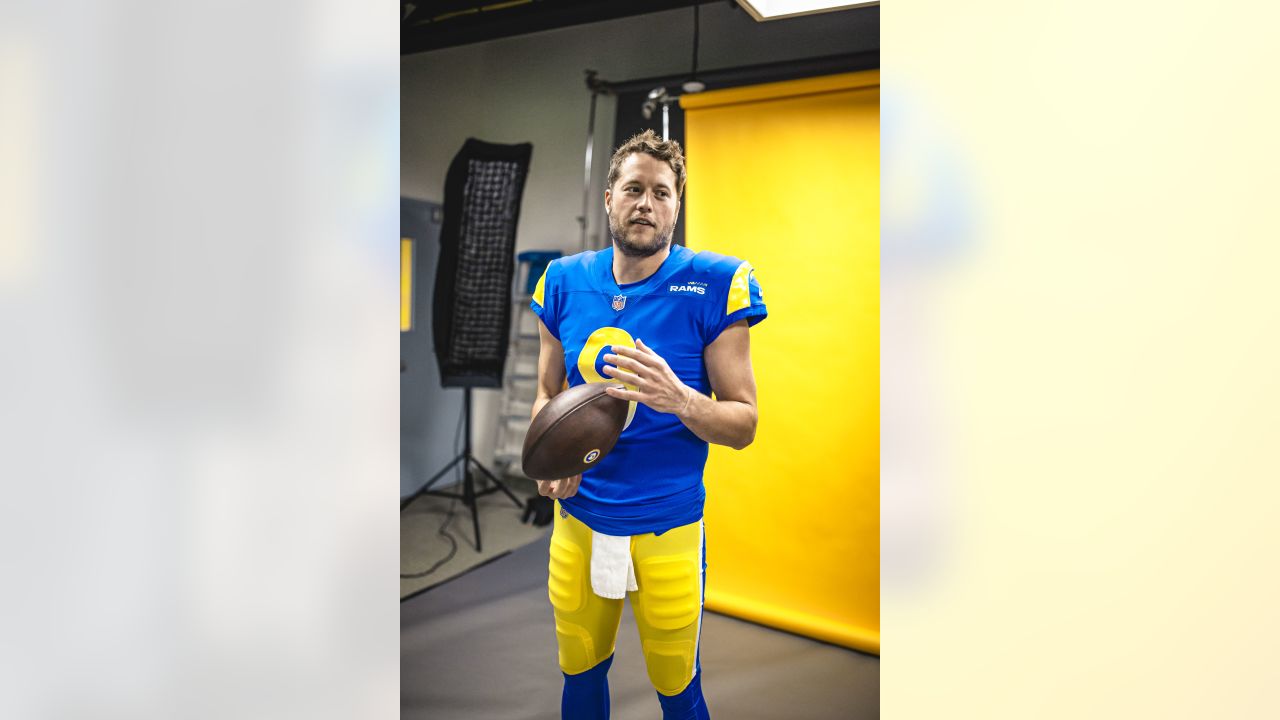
{"left": 735, "top": 0, "right": 877, "bottom": 22}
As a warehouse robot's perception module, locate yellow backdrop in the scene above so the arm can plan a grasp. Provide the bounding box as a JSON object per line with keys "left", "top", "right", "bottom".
{"left": 681, "top": 71, "right": 879, "bottom": 654}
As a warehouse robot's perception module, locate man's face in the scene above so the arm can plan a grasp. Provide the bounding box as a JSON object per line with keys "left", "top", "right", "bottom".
{"left": 605, "top": 153, "right": 680, "bottom": 258}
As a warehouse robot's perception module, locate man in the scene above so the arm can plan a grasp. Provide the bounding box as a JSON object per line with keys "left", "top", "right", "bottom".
{"left": 530, "top": 129, "right": 766, "bottom": 720}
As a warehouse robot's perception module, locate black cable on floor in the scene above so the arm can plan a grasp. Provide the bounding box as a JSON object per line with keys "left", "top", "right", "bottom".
{"left": 400, "top": 397, "right": 466, "bottom": 579}
{"left": 400, "top": 499, "right": 459, "bottom": 579}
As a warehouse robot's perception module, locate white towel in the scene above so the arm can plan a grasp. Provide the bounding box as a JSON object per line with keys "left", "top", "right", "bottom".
{"left": 590, "top": 531, "right": 638, "bottom": 599}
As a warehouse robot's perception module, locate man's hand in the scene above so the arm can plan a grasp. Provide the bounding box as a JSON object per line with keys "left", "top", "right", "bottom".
{"left": 537, "top": 474, "right": 582, "bottom": 500}
{"left": 601, "top": 322, "right": 758, "bottom": 449}
{"left": 531, "top": 317, "right": 580, "bottom": 499}
{"left": 602, "top": 339, "right": 693, "bottom": 416}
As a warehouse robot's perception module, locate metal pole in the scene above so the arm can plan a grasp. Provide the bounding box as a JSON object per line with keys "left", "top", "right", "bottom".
{"left": 463, "top": 386, "right": 481, "bottom": 551}
{"left": 581, "top": 89, "right": 598, "bottom": 252}
{"left": 662, "top": 101, "right": 670, "bottom": 140}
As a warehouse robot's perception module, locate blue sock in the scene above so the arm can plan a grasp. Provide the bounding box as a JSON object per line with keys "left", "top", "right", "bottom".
{"left": 656, "top": 670, "right": 710, "bottom": 720}
{"left": 562, "top": 654, "right": 613, "bottom": 720}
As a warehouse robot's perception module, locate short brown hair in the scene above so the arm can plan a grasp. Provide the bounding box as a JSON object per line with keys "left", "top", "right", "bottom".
{"left": 607, "top": 130, "right": 687, "bottom": 198}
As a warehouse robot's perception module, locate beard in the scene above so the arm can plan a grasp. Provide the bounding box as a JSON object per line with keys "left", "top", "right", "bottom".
{"left": 608, "top": 213, "right": 673, "bottom": 258}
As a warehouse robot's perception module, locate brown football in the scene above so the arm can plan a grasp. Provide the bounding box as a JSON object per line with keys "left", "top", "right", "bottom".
{"left": 522, "top": 382, "right": 629, "bottom": 480}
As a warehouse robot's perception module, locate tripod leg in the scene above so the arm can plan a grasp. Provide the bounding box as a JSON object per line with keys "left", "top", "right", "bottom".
{"left": 471, "top": 457, "right": 524, "bottom": 508}
{"left": 464, "top": 464, "right": 482, "bottom": 553}
{"left": 401, "top": 453, "right": 466, "bottom": 510}
{"left": 419, "top": 454, "right": 466, "bottom": 494}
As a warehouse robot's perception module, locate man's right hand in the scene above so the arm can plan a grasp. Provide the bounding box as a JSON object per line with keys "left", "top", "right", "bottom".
{"left": 537, "top": 474, "right": 581, "bottom": 500}
{"left": 531, "top": 318, "right": 581, "bottom": 502}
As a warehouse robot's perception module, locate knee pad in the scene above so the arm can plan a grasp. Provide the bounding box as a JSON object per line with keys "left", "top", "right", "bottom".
{"left": 642, "top": 637, "right": 699, "bottom": 696}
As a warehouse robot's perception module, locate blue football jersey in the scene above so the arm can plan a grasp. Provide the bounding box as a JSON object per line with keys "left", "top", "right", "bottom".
{"left": 531, "top": 244, "right": 767, "bottom": 535}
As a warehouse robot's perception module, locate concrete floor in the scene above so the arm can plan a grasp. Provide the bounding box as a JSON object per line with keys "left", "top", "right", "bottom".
{"left": 401, "top": 535, "right": 879, "bottom": 719}
{"left": 401, "top": 473, "right": 550, "bottom": 600}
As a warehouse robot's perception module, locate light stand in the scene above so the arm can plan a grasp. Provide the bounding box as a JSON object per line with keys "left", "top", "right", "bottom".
{"left": 417, "top": 138, "right": 532, "bottom": 553}
{"left": 408, "top": 388, "right": 521, "bottom": 553}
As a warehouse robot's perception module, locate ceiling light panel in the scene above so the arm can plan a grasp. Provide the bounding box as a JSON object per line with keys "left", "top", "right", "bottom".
{"left": 735, "top": 0, "right": 877, "bottom": 22}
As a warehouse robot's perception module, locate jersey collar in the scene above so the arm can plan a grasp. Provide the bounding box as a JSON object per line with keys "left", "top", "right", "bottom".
{"left": 596, "top": 244, "right": 692, "bottom": 297}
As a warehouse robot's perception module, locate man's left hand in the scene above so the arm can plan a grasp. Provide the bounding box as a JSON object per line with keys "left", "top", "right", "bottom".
{"left": 602, "top": 339, "right": 693, "bottom": 416}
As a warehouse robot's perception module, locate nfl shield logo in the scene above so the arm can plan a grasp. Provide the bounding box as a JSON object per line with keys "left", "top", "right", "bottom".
{"left": 611, "top": 295, "right": 627, "bottom": 312}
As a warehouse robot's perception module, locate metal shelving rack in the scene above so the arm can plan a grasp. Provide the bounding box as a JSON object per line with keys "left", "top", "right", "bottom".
{"left": 494, "top": 251, "right": 561, "bottom": 477}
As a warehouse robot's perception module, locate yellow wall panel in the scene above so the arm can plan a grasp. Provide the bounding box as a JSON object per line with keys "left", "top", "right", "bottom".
{"left": 401, "top": 238, "right": 414, "bottom": 332}
{"left": 682, "top": 71, "right": 879, "bottom": 653}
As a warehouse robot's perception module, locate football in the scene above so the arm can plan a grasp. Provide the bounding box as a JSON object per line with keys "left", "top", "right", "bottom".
{"left": 522, "top": 382, "right": 629, "bottom": 480}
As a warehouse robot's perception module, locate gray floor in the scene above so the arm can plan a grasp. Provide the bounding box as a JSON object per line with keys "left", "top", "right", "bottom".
{"left": 402, "top": 535, "right": 878, "bottom": 719}
{"left": 401, "top": 474, "right": 550, "bottom": 599}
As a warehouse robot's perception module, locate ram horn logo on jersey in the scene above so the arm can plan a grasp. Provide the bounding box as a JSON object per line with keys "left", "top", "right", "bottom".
{"left": 611, "top": 294, "right": 627, "bottom": 311}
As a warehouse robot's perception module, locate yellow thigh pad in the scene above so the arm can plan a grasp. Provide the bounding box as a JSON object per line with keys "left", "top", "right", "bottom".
{"left": 634, "top": 555, "right": 701, "bottom": 631}
{"left": 548, "top": 531, "right": 586, "bottom": 614}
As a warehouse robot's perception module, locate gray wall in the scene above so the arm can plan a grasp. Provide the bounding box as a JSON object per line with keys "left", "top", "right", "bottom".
{"left": 402, "top": 3, "right": 878, "bottom": 471}
{"left": 401, "top": 198, "right": 467, "bottom": 498}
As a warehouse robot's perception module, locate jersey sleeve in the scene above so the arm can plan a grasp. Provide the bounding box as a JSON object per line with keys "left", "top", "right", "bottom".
{"left": 708, "top": 260, "right": 767, "bottom": 342}
{"left": 530, "top": 261, "right": 561, "bottom": 341}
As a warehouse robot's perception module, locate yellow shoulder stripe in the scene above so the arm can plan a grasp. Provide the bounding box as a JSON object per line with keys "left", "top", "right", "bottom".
{"left": 726, "top": 262, "right": 753, "bottom": 315}
{"left": 532, "top": 268, "right": 548, "bottom": 307}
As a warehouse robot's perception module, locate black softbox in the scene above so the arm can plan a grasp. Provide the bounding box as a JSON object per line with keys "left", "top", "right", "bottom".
{"left": 433, "top": 138, "right": 533, "bottom": 388}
